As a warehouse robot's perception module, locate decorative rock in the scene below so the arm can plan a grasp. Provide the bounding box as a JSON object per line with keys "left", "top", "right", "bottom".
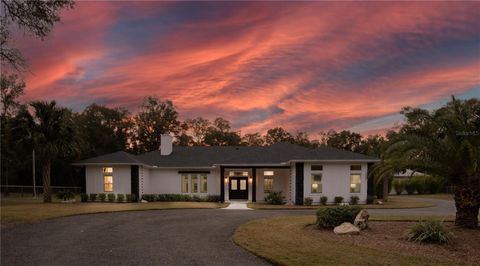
{"left": 354, "top": 209, "right": 370, "bottom": 230}
{"left": 141, "top": 199, "right": 148, "bottom": 203}
{"left": 333, "top": 222, "right": 360, "bottom": 235}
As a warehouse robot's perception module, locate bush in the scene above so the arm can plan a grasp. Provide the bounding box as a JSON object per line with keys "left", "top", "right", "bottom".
{"left": 393, "top": 179, "right": 404, "bottom": 195}
{"left": 366, "top": 195, "right": 376, "bottom": 204}
{"left": 99, "top": 193, "right": 106, "bottom": 202}
{"left": 334, "top": 196, "right": 344, "bottom": 204}
{"left": 425, "top": 176, "right": 444, "bottom": 194}
{"left": 89, "top": 193, "right": 98, "bottom": 202}
{"left": 117, "top": 194, "right": 125, "bottom": 202}
{"left": 265, "top": 191, "right": 285, "bottom": 205}
{"left": 80, "top": 193, "right": 88, "bottom": 202}
{"left": 407, "top": 220, "right": 452, "bottom": 245}
{"left": 349, "top": 196, "right": 359, "bottom": 205}
{"left": 141, "top": 194, "right": 156, "bottom": 202}
{"left": 404, "top": 179, "right": 417, "bottom": 194}
{"left": 316, "top": 206, "right": 362, "bottom": 229}
{"left": 320, "top": 196, "right": 328, "bottom": 205}
{"left": 107, "top": 193, "right": 115, "bottom": 202}
{"left": 130, "top": 194, "right": 137, "bottom": 202}
{"left": 56, "top": 191, "right": 75, "bottom": 201}
{"left": 205, "top": 195, "right": 222, "bottom": 202}
{"left": 415, "top": 177, "right": 427, "bottom": 194}
{"left": 304, "top": 197, "right": 313, "bottom": 206}
{"left": 126, "top": 194, "right": 135, "bottom": 202}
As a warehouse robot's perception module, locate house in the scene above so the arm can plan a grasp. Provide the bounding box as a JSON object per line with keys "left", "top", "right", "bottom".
{"left": 75, "top": 135, "right": 379, "bottom": 204}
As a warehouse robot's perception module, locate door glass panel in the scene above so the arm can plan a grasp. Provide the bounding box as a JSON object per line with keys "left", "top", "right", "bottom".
{"left": 240, "top": 180, "right": 247, "bottom": 190}
{"left": 231, "top": 180, "right": 237, "bottom": 190}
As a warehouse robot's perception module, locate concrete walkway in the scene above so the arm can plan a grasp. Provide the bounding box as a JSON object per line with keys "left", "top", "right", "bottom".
{"left": 222, "top": 201, "right": 252, "bottom": 210}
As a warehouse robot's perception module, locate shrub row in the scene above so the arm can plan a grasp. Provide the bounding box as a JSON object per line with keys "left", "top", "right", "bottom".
{"left": 141, "top": 194, "right": 222, "bottom": 202}
{"left": 300, "top": 195, "right": 361, "bottom": 206}
{"left": 265, "top": 191, "right": 285, "bottom": 205}
{"left": 316, "top": 205, "right": 362, "bottom": 228}
{"left": 82, "top": 193, "right": 137, "bottom": 202}
{"left": 393, "top": 176, "right": 444, "bottom": 195}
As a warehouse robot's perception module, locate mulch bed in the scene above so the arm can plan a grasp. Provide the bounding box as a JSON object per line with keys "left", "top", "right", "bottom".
{"left": 306, "top": 221, "right": 480, "bottom": 265}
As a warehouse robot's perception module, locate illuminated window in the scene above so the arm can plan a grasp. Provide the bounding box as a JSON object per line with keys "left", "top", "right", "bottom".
{"left": 103, "top": 167, "right": 113, "bottom": 173}
{"left": 311, "top": 165, "right": 323, "bottom": 171}
{"left": 201, "top": 175, "right": 207, "bottom": 193}
{"left": 264, "top": 177, "right": 273, "bottom": 193}
{"left": 350, "top": 174, "right": 361, "bottom": 193}
{"left": 104, "top": 175, "right": 113, "bottom": 192}
{"left": 263, "top": 171, "right": 274, "bottom": 176}
{"left": 231, "top": 179, "right": 238, "bottom": 190}
{"left": 311, "top": 174, "right": 322, "bottom": 193}
{"left": 181, "top": 175, "right": 188, "bottom": 193}
{"left": 191, "top": 175, "right": 198, "bottom": 193}
{"left": 240, "top": 179, "right": 247, "bottom": 190}
{"left": 229, "top": 171, "right": 248, "bottom": 176}
{"left": 350, "top": 165, "right": 361, "bottom": 171}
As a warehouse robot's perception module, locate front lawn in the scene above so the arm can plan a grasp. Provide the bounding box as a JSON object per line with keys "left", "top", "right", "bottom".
{"left": 248, "top": 196, "right": 433, "bottom": 209}
{"left": 1, "top": 197, "right": 228, "bottom": 227}
{"left": 397, "top": 193, "right": 454, "bottom": 201}
{"left": 233, "top": 216, "right": 479, "bottom": 265}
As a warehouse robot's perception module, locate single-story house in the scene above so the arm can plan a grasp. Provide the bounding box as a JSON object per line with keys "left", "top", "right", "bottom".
{"left": 75, "top": 135, "right": 379, "bottom": 204}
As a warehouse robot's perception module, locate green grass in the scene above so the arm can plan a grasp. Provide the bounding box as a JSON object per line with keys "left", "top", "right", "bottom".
{"left": 248, "top": 196, "right": 433, "bottom": 209}
{"left": 1, "top": 196, "right": 228, "bottom": 227}
{"left": 233, "top": 216, "right": 456, "bottom": 266}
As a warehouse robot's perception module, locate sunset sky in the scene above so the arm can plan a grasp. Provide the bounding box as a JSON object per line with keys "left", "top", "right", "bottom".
{"left": 17, "top": 1, "right": 480, "bottom": 136}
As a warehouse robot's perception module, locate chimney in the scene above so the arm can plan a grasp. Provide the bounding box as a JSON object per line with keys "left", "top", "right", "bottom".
{"left": 160, "top": 134, "right": 173, "bottom": 156}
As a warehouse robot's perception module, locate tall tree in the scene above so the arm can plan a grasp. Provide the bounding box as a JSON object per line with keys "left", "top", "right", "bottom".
{"left": 319, "top": 130, "right": 362, "bottom": 152}
{"left": 242, "top": 132, "right": 265, "bottom": 146}
{"left": 0, "top": 73, "right": 25, "bottom": 194}
{"left": 1, "top": 0, "right": 74, "bottom": 70}
{"left": 386, "top": 97, "right": 480, "bottom": 228}
{"left": 76, "top": 103, "right": 133, "bottom": 158}
{"left": 19, "top": 101, "right": 78, "bottom": 202}
{"left": 204, "top": 118, "right": 241, "bottom": 146}
{"left": 264, "top": 127, "right": 293, "bottom": 145}
{"left": 185, "top": 117, "right": 210, "bottom": 145}
{"left": 134, "top": 96, "right": 179, "bottom": 153}
{"left": 293, "top": 131, "right": 314, "bottom": 147}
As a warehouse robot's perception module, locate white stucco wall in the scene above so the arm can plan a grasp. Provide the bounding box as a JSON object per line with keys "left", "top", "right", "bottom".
{"left": 85, "top": 165, "right": 131, "bottom": 194}
{"left": 145, "top": 168, "right": 220, "bottom": 196}
{"left": 303, "top": 162, "right": 368, "bottom": 204}
{"left": 255, "top": 169, "right": 290, "bottom": 203}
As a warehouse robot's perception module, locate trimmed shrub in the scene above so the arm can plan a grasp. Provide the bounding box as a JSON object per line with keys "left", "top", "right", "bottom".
{"left": 320, "top": 196, "right": 328, "bottom": 205}
{"left": 415, "top": 177, "right": 427, "bottom": 194}
{"left": 366, "top": 195, "right": 376, "bottom": 204}
{"left": 56, "top": 191, "right": 75, "bottom": 201}
{"left": 89, "top": 193, "right": 98, "bottom": 202}
{"left": 334, "top": 196, "right": 344, "bottom": 204}
{"left": 265, "top": 191, "right": 285, "bottom": 205}
{"left": 99, "top": 193, "right": 106, "bottom": 202}
{"left": 349, "top": 196, "right": 359, "bottom": 205}
{"left": 404, "top": 179, "right": 417, "bottom": 195}
{"left": 107, "top": 193, "right": 115, "bottom": 202}
{"left": 117, "top": 194, "right": 125, "bottom": 202}
{"left": 425, "top": 176, "right": 444, "bottom": 194}
{"left": 316, "top": 206, "right": 362, "bottom": 229}
{"left": 205, "top": 195, "right": 222, "bottom": 202}
{"left": 126, "top": 194, "right": 136, "bottom": 202}
{"left": 131, "top": 194, "right": 137, "bottom": 202}
{"left": 407, "top": 220, "right": 452, "bottom": 245}
{"left": 304, "top": 197, "right": 313, "bottom": 206}
{"left": 393, "top": 179, "right": 404, "bottom": 195}
{"left": 80, "top": 193, "right": 88, "bottom": 202}
{"left": 141, "top": 194, "right": 156, "bottom": 202}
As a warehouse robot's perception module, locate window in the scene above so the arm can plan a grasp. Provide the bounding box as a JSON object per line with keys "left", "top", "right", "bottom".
{"left": 311, "top": 165, "right": 323, "bottom": 171}
{"left": 350, "top": 174, "right": 361, "bottom": 193}
{"left": 264, "top": 177, "right": 273, "bottom": 193}
{"left": 191, "top": 175, "right": 198, "bottom": 193}
{"left": 311, "top": 174, "right": 322, "bottom": 193}
{"left": 350, "top": 165, "right": 361, "bottom": 171}
{"left": 229, "top": 171, "right": 248, "bottom": 176}
{"left": 231, "top": 179, "right": 238, "bottom": 190}
{"left": 181, "top": 175, "right": 188, "bottom": 193}
{"left": 103, "top": 167, "right": 113, "bottom": 173}
{"left": 263, "top": 171, "right": 274, "bottom": 176}
{"left": 104, "top": 175, "right": 113, "bottom": 192}
{"left": 201, "top": 175, "right": 207, "bottom": 193}
{"left": 240, "top": 179, "right": 247, "bottom": 190}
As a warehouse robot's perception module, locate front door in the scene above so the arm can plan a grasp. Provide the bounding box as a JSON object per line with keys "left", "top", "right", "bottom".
{"left": 229, "top": 177, "right": 248, "bottom": 200}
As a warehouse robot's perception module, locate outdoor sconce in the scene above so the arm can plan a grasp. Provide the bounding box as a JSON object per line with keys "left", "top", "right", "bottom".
{"left": 224, "top": 177, "right": 228, "bottom": 183}
{"left": 249, "top": 177, "right": 253, "bottom": 183}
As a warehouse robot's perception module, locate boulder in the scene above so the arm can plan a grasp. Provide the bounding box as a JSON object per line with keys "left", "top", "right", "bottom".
{"left": 354, "top": 209, "right": 370, "bottom": 230}
{"left": 141, "top": 199, "right": 148, "bottom": 203}
{"left": 333, "top": 222, "right": 360, "bottom": 235}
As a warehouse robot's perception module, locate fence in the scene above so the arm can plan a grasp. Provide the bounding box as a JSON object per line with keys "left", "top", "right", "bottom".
{"left": 0, "top": 185, "right": 83, "bottom": 197}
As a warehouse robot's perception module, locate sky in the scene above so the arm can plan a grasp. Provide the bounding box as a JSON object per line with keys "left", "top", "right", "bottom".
{"left": 15, "top": 1, "right": 480, "bottom": 137}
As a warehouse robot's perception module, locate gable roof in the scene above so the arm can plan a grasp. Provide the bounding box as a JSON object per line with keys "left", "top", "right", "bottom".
{"left": 76, "top": 142, "right": 378, "bottom": 167}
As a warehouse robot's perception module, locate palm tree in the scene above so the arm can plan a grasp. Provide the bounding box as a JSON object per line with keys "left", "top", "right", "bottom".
{"left": 386, "top": 97, "right": 479, "bottom": 228}
{"left": 26, "top": 101, "right": 77, "bottom": 202}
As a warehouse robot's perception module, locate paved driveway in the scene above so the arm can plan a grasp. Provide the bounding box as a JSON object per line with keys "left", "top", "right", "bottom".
{"left": 1, "top": 198, "right": 457, "bottom": 266}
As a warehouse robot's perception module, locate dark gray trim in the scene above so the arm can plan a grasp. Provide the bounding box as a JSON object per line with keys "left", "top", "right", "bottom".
{"left": 131, "top": 165, "right": 139, "bottom": 201}
{"left": 220, "top": 166, "right": 225, "bottom": 202}
{"left": 178, "top": 171, "right": 211, "bottom": 174}
{"left": 252, "top": 167, "right": 257, "bottom": 202}
{"left": 295, "top": 163, "right": 304, "bottom": 205}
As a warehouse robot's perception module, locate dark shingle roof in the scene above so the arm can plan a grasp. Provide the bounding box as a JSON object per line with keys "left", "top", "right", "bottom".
{"left": 77, "top": 151, "right": 141, "bottom": 165}
{"left": 76, "top": 143, "right": 378, "bottom": 167}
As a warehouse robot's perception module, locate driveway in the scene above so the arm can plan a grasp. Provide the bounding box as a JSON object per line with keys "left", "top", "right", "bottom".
{"left": 1, "top": 198, "right": 457, "bottom": 266}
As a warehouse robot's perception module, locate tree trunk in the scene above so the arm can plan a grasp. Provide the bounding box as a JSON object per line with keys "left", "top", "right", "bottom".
{"left": 454, "top": 185, "right": 479, "bottom": 228}
{"left": 42, "top": 158, "right": 52, "bottom": 203}
{"left": 382, "top": 176, "right": 389, "bottom": 202}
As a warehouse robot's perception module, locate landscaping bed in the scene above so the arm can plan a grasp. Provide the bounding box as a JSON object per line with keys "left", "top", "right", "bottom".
{"left": 233, "top": 216, "right": 479, "bottom": 265}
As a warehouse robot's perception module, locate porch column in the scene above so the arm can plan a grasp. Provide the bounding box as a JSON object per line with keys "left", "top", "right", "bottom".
{"left": 252, "top": 167, "right": 257, "bottom": 202}
{"left": 295, "top": 162, "right": 304, "bottom": 205}
{"left": 220, "top": 166, "right": 225, "bottom": 202}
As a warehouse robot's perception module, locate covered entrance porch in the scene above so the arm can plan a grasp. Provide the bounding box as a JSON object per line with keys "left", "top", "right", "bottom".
{"left": 220, "top": 166, "right": 292, "bottom": 203}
